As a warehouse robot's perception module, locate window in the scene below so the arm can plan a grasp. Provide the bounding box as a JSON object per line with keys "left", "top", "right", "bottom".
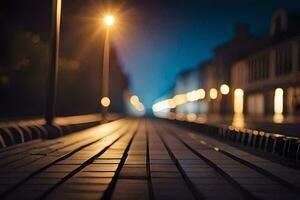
{"left": 275, "top": 44, "right": 292, "bottom": 76}
{"left": 248, "top": 53, "right": 270, "bottom": 82}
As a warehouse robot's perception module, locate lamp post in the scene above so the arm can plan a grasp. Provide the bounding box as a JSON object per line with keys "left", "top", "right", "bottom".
{"left": 101, "top": 15, "right": 115, "bottom": 121}
{"left": 45, "top": 0, "right": 62, "bottom": 125}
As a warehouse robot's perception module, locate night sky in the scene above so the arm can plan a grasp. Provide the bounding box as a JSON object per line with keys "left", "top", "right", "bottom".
{"left": 118, "top": 0, "right": 300, "bottom": 108}
{"left": 2, "top": 0, "right": 300, "bottom": 110}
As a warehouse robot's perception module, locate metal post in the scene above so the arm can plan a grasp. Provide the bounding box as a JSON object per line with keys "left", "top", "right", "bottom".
{"left": 45, "top": 0, "right": 62, "bottom": 125}
{"left": 101, "top": 29, "right": 110, "bottom": 121}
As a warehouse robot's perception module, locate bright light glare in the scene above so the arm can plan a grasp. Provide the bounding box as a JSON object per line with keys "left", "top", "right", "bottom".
{"left": 274, "top": 88, "right": 283, "bottom": 114}
{"left": 101, "top": 97, "right": 110, "bottom": 107}
{"left": 104, "top": 15, "right": 115, "bottom": 26}
{"left": 187, "top": 89, "right": 205, "bottom": 102}
{"left": 197, "top": 89, "right": 206, "bottom": 99}
{"left": 232, "top": 113, "right": 245, "bottom": 128}
{"left": 130, "top": 95, "right": 145, "bottom": 112}
{"left": 173, "top": 94, "right": 187, "bottom": 105}
{"left": 130, "top": 95, "right": 139, "bottom": 105}
{"left": 186, "top": 113, "right": 197, "bottom": 122}
{"left": 152, "top": 99, "right": 172, "bottom": 112}
{"left": 234, "top": 88, "right": 244, "bottom": 114}
{"left": 220, "top": 84, "right": 230, "bottom": 95}
{"left": 209, "top": 88, "right": 218, "bottom": 99}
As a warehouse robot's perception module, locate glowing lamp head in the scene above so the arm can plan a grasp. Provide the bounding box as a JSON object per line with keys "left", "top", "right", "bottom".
{"left": 130, "top": 95, "right": 139, "bottom": 105}
{"left": 104, "top": 15, "right": 115, "bottom": 26}
{"left": 101, "top": 97, "right": 111, "bottom": 107}
{"left": 220, "top": 84, "right": 230, "bottom": 95}
{"left": 209, "top": 88, "right": 218, "bottom": 99}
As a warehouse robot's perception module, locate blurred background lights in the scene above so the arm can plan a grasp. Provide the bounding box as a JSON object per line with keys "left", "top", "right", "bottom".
{"left": 101, "top": 97, "right": 110, "bottom": 107}
{"left": 209, "top": 88, "right": 218, "bottom": 99}
{"left": 220, "top": 84, "right": 230, "bottom": 95}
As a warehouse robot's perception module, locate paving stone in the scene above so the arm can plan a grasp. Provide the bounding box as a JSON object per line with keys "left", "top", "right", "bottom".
{"left": 111, "top": 179, "right": 149, "bottom": 200}
{"left": 119, "top": 167, "right": 147, "bottom": 179}
{"left": 67, "top": 177, "right": 112, "bottom": 185}
{"left": 1, "top": 119, "right": 300, "bottom": 200}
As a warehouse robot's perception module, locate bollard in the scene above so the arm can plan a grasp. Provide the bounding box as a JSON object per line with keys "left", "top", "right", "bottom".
{"left": 235, "top": 128, "right": 245, "bottom": 144}
{"left": 257, "top": 131, "right": 265, "bottom": 149}
{"left": 7, "top": 126, "right": 24, "bottom": 144}
{"left": 251, "top": 130, "right": 259, "bottom": 148}
{"left": 230, "top": 128, "right": 239, "bottom": 142}
{"left": 246, "top": 129, "right": 254, "bottom": 147}
{"left": 296, "top": 140, "right": 300, "bottom": 163}
{"left": 226, "top": 126, "right": 234, "bottom": 141}
{"left": 27, "top": 125, "right": 43, "bottom": 139}
{"left": 240, "top": 129, "right": 251, "bottom": 146}
{"left": 0, "top": 134, "right": 6, "bottom": 148}
{"left": 283, "top": 137, "right": 299, "bottom": 159}
{"left": 0, "top": 128, "right": 14, "bottom": 146}
{"left": 271, "top": 134, "right": 285, "bottom": 155}
{"left": 19, "top": 126, "right": 33, "bottom": 142}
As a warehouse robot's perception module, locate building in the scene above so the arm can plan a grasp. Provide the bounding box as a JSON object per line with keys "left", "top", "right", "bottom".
{"left": 154, "top": 8, "right": 300, "bottom": 119}
{"left": 231, "top": 9, "right": 300, "bottom": 116}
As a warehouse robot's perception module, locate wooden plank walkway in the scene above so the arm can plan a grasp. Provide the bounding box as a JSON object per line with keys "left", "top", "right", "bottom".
{"left": 0, "top": 118, "right": 299, "bottom": 200}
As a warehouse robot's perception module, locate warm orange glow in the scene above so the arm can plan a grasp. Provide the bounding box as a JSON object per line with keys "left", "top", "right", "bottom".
{"left": 152, "top": 99, "right": 172, "bottom": 112}
{"left": 273, "top": 113, "right": 284, "bottom": 123}
{"left": 130, "top": 95, "right": 145, "bottom": 112}
{"left": 104, "top": 15, "right": 115, "bottom": 26}
{"left": 234, "top": 88, "right": 244, "bottom": 114}
{"left": 173, "top": 94, "right": 187, "bottom": 105}
{"left": 232, "top": 113, "right": 245, "bottom": 128}
{"left": 209, "top": 88, "right": 218, "bottom": 99}
{"left": 274, "top": 88, "right": 283, "bottom": 114}
{"left": 136, "top": 103, "right": 145, "bottom": 112}
{"left": 130, "top": 95, "right": 139, "bottom": 105}
{"left": 197, "top": 89, "right": 206, "bottom": 99}
{"left": 175, "top": 113, "right": 186, "bottom": 121}
{"left": 187, "top": 90, "right": 198, "bottom": 102}
{"left": 220, "top": 84, "right": 230, "bottom": 95}
{"left": 186, "top": 113, "right": 197, "bottom": 122}
{"left": 187, "top": 89, "right": 206, "bottom": 101}
{"left": 167, "top": 99, "right": 176, "bottom": 108}
{"left": 101, "top": 97, "right": 111, "bottom": 107}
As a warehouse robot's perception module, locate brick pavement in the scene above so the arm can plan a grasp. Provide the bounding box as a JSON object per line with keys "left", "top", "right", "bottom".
{"left": 0, "top": 118, "right": 299, "bottom": 200}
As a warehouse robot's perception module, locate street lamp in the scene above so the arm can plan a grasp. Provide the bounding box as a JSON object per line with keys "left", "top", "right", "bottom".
{"left": 45, "top": 0, "right": 62, "bottom": 125}
{"left": 101, "top": 15, "right": 115, "bottom": 121}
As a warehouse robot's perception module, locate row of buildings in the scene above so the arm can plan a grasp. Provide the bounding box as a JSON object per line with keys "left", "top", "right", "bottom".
{"left": 153, "top": 9, "right": 300, "bottom": 118}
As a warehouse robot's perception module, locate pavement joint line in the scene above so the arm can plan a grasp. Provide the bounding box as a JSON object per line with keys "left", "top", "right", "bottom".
{"left": 152, "top": 122, "right": 204, "bottom": 200}
{"left": 145, "top": 120, "right": 155, "bottom": 200}
{"left": 218, "top": 149, "right": 300, "bottom": 194}
{"left": 160, "top": 123, "right": 258, "bottom": 200}
{"left": 100, "top": 120, "right": 140, "bottom": 200}
{"left": 37, "top": 121, "right": 136, "bottom": 200}
{"left": 170, "top": 124, "right": 300, "bottom": 195}
{"left": 0, "top": 126, "right": 125, "bottom": 175}
{"left": 182, "top": 128, "right": 300, "bottom": 195}
{"left": 0, "top": 121, "right": 130, "bottom": 199}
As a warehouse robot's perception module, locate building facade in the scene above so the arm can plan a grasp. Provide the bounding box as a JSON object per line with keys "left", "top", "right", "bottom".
{"left": 155, "top": 8, "right": 300, "bottom": 118}
{"left": 231, "top": 9, "right": 300, "bottom": 116}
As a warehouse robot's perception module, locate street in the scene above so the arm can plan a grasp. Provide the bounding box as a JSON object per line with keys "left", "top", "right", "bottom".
{"left": 0, "top": 119, "right": 299, "bottom": 200}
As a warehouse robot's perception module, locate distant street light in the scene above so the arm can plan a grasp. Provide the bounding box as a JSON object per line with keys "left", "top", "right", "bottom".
{"left": 220, "top": 84, "right": 230, "bottom": 95}
{"left": 45, "top": 0, "right": 62, "bottom": 125}
{"left": 209, "top": 88, "right": 218, "bottom": 99}
{"left": 101, "top": 97, "right": 111, "bottom": 107}
{"left": 101, "top": 15, "right": 115, "bottom": 120}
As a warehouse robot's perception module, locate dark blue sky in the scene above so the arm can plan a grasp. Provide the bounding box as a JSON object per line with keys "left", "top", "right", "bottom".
{"left": 113, "top": 0, "right": 300, "bottom": 108}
